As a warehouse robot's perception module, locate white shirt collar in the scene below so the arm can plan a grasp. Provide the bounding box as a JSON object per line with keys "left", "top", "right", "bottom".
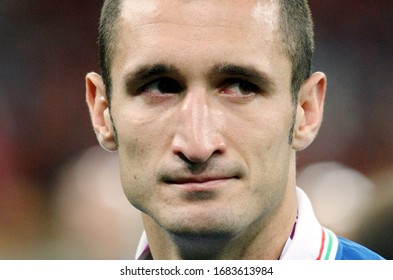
{"left": 280, "top": 187, "right": 338, "bottom": 260}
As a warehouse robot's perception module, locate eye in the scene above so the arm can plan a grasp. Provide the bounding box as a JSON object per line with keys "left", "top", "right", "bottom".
{"left": 139, "top": 77, "right": 183, "bottom": 95}
{"left": 219, "top": 79, "right": 260, "bottom": 97}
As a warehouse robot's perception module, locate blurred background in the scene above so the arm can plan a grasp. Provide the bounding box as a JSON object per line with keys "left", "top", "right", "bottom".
{"left": 0, "top": 0, "right": 392, "bottom": 259}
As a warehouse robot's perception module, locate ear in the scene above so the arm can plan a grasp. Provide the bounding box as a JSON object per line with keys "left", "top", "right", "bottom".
{"left": 85, "top": 72, "right": 118, "bottom": 152}
{"left": 292, "top": 72, "right": 327, "bottom": 151}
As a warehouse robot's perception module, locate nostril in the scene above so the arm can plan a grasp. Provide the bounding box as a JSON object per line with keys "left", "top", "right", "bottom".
{"left": 172, "top": 132, "right": 227, "bottom": 166}
{"left": 175, "top": 152, "right": 210, "bottom": 173}
{"left": 176, "top": 151, "right": 208, "bottom": 165}
{"left": 176, "top": 152, "right": 192, "bottom": 164}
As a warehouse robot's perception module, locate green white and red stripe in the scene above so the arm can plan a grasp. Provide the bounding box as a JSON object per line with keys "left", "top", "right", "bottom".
{"left": 280, "top": 188, "right": 338, "bottom": 260}
{"left": 316, "top": 227, "right": 338, "bottom": 260}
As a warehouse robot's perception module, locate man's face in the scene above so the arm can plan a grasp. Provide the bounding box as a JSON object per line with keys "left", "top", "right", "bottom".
{"left": 108, "top": 0, "right": 296, "bottom": 236}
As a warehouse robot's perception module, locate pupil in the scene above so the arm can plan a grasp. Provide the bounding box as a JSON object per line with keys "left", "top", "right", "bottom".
{"left": 239, "top": 82, "right": 253, "bottom": 94}
{"left": 158, "top": 79, "right": 181, "bottom": 93}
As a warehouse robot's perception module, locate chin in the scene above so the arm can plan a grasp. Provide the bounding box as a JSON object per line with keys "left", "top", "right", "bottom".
{"left": 167, "top": 228, "right": 235, "bottom": 260}
{"left": 159, "top": 207, "right": 241, "bottom": 238}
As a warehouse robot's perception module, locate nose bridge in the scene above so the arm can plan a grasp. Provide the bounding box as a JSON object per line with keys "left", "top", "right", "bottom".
{"left": 180, "top": 88, "right": 211, "bottom": 145}
{"left": 172, "top": 88, "right": 225, "bottom": 163}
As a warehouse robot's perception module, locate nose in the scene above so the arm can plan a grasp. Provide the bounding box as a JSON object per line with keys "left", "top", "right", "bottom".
{"left": 171, "top": 90, "right": 226, "bottom": 164}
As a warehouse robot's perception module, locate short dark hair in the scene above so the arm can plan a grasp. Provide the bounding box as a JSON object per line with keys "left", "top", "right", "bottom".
{"left": 278, "top": 0, "right": 314, "bottom": 102}
{"left": 98, "top": 0, "right": 314, "bottom": 103}
{"left": 98, "top": 0, "right": 121, "bottom": 104}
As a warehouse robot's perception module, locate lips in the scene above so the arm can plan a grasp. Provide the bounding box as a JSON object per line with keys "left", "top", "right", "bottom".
{"left": 167, "top": 176, "right": 233, "bottom": 184}
{"left": 158, "top": 162, "right": 244, "bottom": 191}
{"left": 164, "top": 175, "right": 238, "bottom": 191}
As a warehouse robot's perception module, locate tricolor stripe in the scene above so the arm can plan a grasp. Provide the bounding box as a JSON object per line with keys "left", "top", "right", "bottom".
{"left": 316, "top": 227, "right": 337, "bottom": 260}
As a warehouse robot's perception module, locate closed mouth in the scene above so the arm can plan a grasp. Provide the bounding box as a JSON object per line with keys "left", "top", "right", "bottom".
{"left": 164, "top": 176, "right": 238, "bottom": 192}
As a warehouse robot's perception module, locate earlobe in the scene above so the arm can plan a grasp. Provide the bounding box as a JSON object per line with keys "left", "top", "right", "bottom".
{"left": 85, "top": 72, "right": 118, "bottom": 152}
{"left": 292, "top": 72, "right": 327, "bottom": 151}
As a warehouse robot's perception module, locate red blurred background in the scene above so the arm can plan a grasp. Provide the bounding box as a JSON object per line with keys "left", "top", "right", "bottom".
{"left": 0, "top": 0, "right": 392, "bottom": 259}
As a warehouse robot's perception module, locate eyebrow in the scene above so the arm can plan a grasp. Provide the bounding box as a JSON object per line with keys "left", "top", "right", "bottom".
{"left": 125, "top": 63, "right": 180, "bottom": 81}
{"left": 123, "top": 62, "right": 275, "bottom": 91}
{"left": 210, "top": 63, "right": 276, "bottom": 91}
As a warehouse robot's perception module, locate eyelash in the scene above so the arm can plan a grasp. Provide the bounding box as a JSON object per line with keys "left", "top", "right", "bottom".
{"left": 137, "top": 77, "right": 183, "bottom": 95}
{"left": 136, "top": 77, "right": 261, "bottom": 97}
{"left": 219, "top": 78, "right": 261, "bottom": 96}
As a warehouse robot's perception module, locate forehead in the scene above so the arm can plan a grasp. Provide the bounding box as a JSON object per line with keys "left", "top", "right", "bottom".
{"left": 116, "top": 0, "right": 282, "bottom": 48}
{"left": 111, "top": 0, "right": 289, "bottom": 84}
{"left": 119, "top": 0, "right": 280, "bottom": 28}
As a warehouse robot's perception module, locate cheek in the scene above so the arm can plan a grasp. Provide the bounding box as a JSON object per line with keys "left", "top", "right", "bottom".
{"left": 115, "top": 124, "right": 158, "bottom": 206}
{"left": 114, "top": 107, "right": 174, "bottom": 206}
{"left": 117, "top": 137, "right": 149, "bottom": 199}
{"left": 118, "top": 137, "right": 147, "bottom": 168}
{"left": 114, "top": 106, "right": 167, "bottom": 170}
{"left": 227, "top": 105, "right": 292, "bottom": 154}
{"left": 228, "top": 105, "right": 293, "bottom": 181}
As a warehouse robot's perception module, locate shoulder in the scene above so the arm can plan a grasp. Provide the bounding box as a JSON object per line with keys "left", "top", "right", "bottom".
{"left": 335, "top": 237, "right": 385, "bottom": 260}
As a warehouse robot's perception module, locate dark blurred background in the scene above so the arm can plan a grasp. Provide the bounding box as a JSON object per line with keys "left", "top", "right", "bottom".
{"left": 0, "top": 0, "right": 392, "bottom": 259}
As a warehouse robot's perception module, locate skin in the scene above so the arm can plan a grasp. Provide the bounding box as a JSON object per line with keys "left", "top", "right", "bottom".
{"left": 86, "top": 0, "right": 326, "bottom": 259}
